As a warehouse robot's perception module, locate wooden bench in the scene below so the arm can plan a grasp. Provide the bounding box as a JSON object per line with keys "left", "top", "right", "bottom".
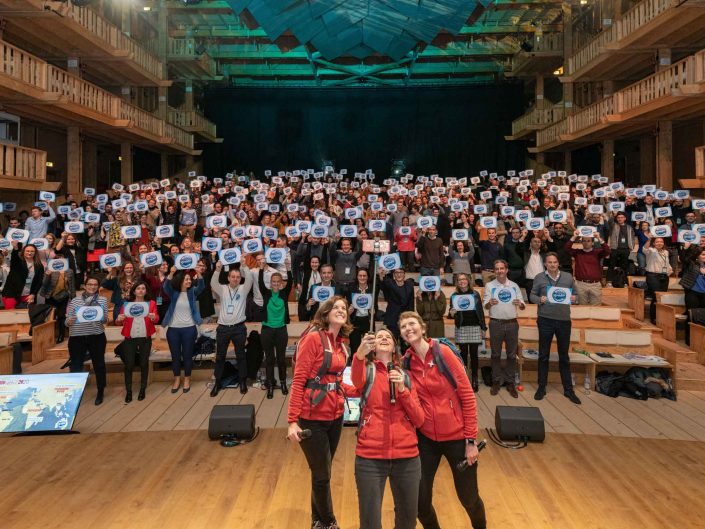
{"left": 515, "top": 304, "right": 624, "bottom": 329}
{"left": 654, "top": 293, "right": 687, "bottom": 342}
{"left": 516, "top": 326, "right": 592, "bottom": 385}
{"left": 690, "top": 322, "right": 705, "bottom": 365}
{"left": 0, "top": 309, "right": 56, "bottom": 365}
{"left": 0, "top": 332, "right": 14, "bottom": 375}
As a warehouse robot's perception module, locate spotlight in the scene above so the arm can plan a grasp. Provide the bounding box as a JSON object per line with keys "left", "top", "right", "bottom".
{"left": 391, "top": 159, "right": 405, "bottom": 177}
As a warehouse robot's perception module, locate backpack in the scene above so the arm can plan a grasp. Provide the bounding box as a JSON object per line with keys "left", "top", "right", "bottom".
{"left": 194, "top": 335, "right": 216, "bottom": 358}
{"left": 294, "top": 325, "right": 349, "bottom": 407}
{"left": 245, "top": 330, "right": 263, "bottom": 380}
{"left": 357, "top": 361, "right": 411, "bottom": 434}
{"left": 611, "top": 268, "right": 626, "bottom": 288}
{"left": 221, "top": 361, "right": 239, "bottom": 388}
{"left": 402, "top": 338, "right": 464, "bottom": 390}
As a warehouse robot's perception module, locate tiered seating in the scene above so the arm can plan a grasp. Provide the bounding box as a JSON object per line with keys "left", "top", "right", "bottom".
{"left": 0, "top": 308, "right": 55, "bottom": 365}
{"left": 627, "top": 276, "right": 683, "bottom": 322}
{"left": 655, "top": 293, "right": 687, "bottom": 342}
{"left": 0, "top": 332, "right": 13, "bottom": 374}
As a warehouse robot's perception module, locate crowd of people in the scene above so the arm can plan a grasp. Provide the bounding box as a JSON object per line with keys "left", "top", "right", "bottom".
{"left": 0, "top": 168, "right": 704, "bottom": 528}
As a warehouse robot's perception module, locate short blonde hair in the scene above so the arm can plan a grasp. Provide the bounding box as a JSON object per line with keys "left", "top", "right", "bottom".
{"left": 398, "top": 311, "right": 427, "bottom": 337}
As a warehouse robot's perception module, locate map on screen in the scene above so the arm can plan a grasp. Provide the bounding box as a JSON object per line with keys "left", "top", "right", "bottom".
{"left": 342, "top": 367, "right": 360, "bottom": 425}
{"left": 0, "top": 373, "right": 88, "bottom": 433}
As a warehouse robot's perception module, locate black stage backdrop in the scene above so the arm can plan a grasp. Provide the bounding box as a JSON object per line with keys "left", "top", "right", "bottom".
{"left": 202, "top": 85, "right": 525, "bottom": 178}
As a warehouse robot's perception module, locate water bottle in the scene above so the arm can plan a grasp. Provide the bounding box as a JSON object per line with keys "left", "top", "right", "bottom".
{"left": 514, "top": 372, "right": 520, "bottom": 386}
{"left": 571, "top": 373, "right": 576, "bottom": 387}
{"left": 583, "top": 375, "right": 591, "bottom": 395}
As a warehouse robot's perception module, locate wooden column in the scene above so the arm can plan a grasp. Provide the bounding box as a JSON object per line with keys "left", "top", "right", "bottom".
{"left": 184, "top": 80, "right": 194, "bottom": 110}
{"left": 602, "top": 140, "right": 615, "bottom": 181}
{"left": 657, "top": 48, "right": 672, "bottom": 72}
{"left": 536, "top": 74, "right": 545, "bottom": 109}
{"left": 563, "top": 1, "right": 574, "bottom": 114}
{"left": 67, "top": 127, "right": 82, "bottom": 196}
{"left": 158, "top": 86, "right": 168, "bottom": 120}
{"left": 640, "top": 135, "right": 656, "bottom": 185}
{"left": 157, "top": 0, "right": 169, "bottom": 78}
{"left": 161, "top": 153, "right": 169, "bottom": 179}
{"left": 121, "top": 143, "right": 133, "bottom": 185}
{"left": 657, "top": 121, "right": 673, "bottom": 190}
{"left": 82, "top": 140, "right": 97, "bottom": 189}
{"left": 565, "top": 150, "right": 572, "bottom": 174}
{"left": 121, "top": 0, "right": 131, "bottom": 36}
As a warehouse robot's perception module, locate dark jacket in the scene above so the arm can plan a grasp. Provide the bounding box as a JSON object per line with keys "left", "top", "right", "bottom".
{"left": 2, "top": 248, "right": 44, "bottom": 299}
{"left": 39, "top": 270, "right": 76, "bottom": 301}
{"left": 259, "top": 269, "right": 293, "bottom": 325}
{"left": 449, "top": 290, "right": 486, "bottom": 331}
{"left": 56, "top": 243, "right": 87, "bottom": 278}
{"left": 680, "top": 261, "right": 702, "bottom": 290}
{"left": 380, "top": 274, "right": 415, "bottom": 331}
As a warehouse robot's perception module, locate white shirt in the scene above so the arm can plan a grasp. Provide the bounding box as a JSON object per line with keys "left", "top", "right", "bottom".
{"left": 211, "top": 266, "right": 254, "bottom": 325}
{"left": 170, "top": 293, "right": 195, "bottom": 328}
{"left": 130, "top": 316, "right": 147, "bottom": 338}
{"left": 524, "top": 251, "right": 544, "bottom": 280}
{"left": 483, "top": 278, "right": 525, "bottom": 320}
{"left": 644, "top": 247, "right": 672, "bottom": 275}
{"left": 250, "top": 266, "right": 276, "bottom": 306}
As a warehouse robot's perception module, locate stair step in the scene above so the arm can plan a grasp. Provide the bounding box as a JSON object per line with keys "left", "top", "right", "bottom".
{"left": 676, "top": 362, "right": 705, "bottom": 391}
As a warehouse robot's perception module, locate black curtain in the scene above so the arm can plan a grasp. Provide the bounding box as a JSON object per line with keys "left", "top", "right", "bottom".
{"left": 202, "top": 85, "right": 525, "bottom": 178}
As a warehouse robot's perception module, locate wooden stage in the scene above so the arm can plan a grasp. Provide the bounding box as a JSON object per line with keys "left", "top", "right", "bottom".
{"left": 2, "top": 427, "right": 705, "bottom": 529}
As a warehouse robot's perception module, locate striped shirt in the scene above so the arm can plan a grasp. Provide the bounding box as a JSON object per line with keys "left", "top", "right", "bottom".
{"left": 67, "top": 295, "right": 108, "bottom": 337}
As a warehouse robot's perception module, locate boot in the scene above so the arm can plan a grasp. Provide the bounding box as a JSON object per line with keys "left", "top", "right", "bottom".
{"left": 281, "top": 380, "right": 288, "bottom": 396}
{"left": 471, "top": 373, "right": 479, "bottom": 393}
{"left": 138, "top": 388, "right": 146, "bottom": 401}
{"left": 56, "top": 324, "right": 64, "bottom": 344}
{"left": 210, "top": 382, "right": 220, "bottom": 398}
{"left": 266, "top": 385, "right": 274, "bottom": 399}
{"left": 95, "top": 389, "right": 104, "bottom": 406}
{"left": 125, "top": 390, "right": 132, "bottom": 403}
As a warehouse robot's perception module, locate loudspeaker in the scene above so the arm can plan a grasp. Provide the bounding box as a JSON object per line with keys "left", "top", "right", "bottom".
{"left": 208, "top": 404, "right": 256, "bottom": 440}
{"left": 495, "top": 405, "right": 545, "bottom": 442}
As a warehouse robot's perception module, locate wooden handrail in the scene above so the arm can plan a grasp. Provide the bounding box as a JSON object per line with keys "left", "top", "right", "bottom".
{"left": 531, "top": 33, "right": 564, "bottom": 53}
{"left": 568, "top": 96, "right": 614, "bottom": 134}
{"left": 0, "top": 143, "right": 46, "bottom": 182}
{"left": 168, "top": 108, "right": 217, "bottom": 138}
{"left": 169, "top": 38, "right": 198, "bottom": 57}
{"left": 0, "top": 40, "right": 47, "bottom": 89}
{"left": 536, "top": 119, "right": 567, "bottom": 148}
{"left": 119, "top": 101, "right": 164, "bottom": 138}
{"left": 511, "top": 104, "right": 565, "bottom": 135}
{"left": 568, "top": 30, "right": 614, "bottom": 75}
{"left": 164, "top": 122, "right": 195, "bottom": 150}
{"left": 47, "top": 65, "right": 120, "bottom": 118}
{"left": 613, "top": 56, "right": 689, "bottom": 114}
{"left": 614, "top": 0, "right": 674, "bottom": 41}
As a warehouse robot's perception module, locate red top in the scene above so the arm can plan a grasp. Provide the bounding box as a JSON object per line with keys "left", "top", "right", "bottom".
{"left": 403, "top": 339, "right": 478, "bottom": 441}
{"left": 566, "top": 241, "right": 611, "bottom": 282}
{"left": 119, "top": 300, "right": 159, "bottom": 338}
{"left": 288, "top": 329, "right": 357, "bottom": 423}
{"left": 394, "top": 227, "right": 417, "bottom": 252}
{"left": 351, "top": 356, "right": 424, "bottom": 459}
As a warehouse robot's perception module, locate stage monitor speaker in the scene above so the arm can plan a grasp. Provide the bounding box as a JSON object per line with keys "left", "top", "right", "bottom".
{"left": 495, "top": 405, "right": 545, "bottom": 442}
{"left": 208, "top": 404, "right": 256, "bottom": 441}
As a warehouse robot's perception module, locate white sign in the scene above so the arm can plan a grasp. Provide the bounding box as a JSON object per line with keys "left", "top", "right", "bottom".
{"left": 202, "top": 237, "right": 223, "bottom": 253}
{"left": 655, "top": 207, "right": 672, "bottom": 218}
{"left": 29, "top": 237, "right": 49, "bottom": 250}
{"left": 312, "top": 285, "right": 336, "bottom": 303}
{"left": 99, "top": 253, "right": 122, "bottom": 269}
{"left": 491, "top": 286, "right": 517, "bottom": 304}
{"left": 174, "top": 253, "right": 199, "bottom": 270}
{"left": 155, "top": 225, "right": 174, "bottom": 238}
{"left": 677, "top": 230, "right": 701, "bottom": 244}
{"left": 379, "top": 253, "right": 402, "bottom": 271}
{"left": 452, "top": 229, "right": 469, "bottom": 240}
{"left": 206, "top": 215, "right": 228, "bottom": 229}
{"left": 39, "top": 191, "right": 55, "bottom": 202}
{"left": 6, "top": 228, "right": 30, "bottom": 244}
{"left": 417, "top": 216, "right": 434, "bottom": 229}
{"left": 265, "top": 247, "right": 286, "bottom": 264}
{"left": 351, "top": 293, "right": 373, "bottom": 311}
{"left": 479, "top": 216, "right": 497, "bottom": 229}
{"left": 368, "top": 220, "right": 387, "bottom": 232}
{"left": 47, "top": 258, "right": 69, "bottom": 273}
{"left": 65, "top": 221, "right": 84, "bottom": 234}
{"left": 548, "top": 211, "right": 567, "bottom": 223}
{"left": 76, "top": 305, "right": 104, "bottom": 323}
{"left": 219, "top": 247, "right": 242, "bottom": 266}
{"left": 243, "top": 238, "right": 263, "bottom": 254}
{"left": 452, "top": 294, "right": 476, "bottom": 311}
{"left": 578, "top": 226, "right": 597, "bottom": 238}
{"left": 340, "top": 225, "right": 358, "bottom": 238}
{"left": 140, "top": 251, "right": 163, "bottom": 268}
{"left": 124, "top": 302, "right": 150, "bottom": 319}
{"left": 418, "top": 275, "right": 441, "bottom": 292}
{"left": 547, "top": 286, "right": 572, "bottom": 305}
{"left": 527, "top": 218, "right": 545, "bottom": 231}
{"left": 650, "top": 225, "right": 672, "bottom": 238}
{"left": 121, "top": 225, "right": 141, "bottom": 239}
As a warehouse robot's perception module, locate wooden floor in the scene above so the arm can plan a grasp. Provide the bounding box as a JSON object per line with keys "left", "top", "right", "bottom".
{"left": 2, "top": 427, "right": 705, "bottom": 529}
{"left": 57, "top": 378, "right": 705, "bottom": 442}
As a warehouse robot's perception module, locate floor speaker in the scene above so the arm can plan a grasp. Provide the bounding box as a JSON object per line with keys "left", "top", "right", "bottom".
{"left": 495, "top": 405, "right": 545, "bottom": 442}
{"left": 208, "top": 404, "right": 256, "bottom": 441}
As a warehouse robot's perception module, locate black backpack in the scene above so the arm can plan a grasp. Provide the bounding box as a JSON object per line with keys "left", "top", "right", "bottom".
{"left": 611, "top": 268, "right": 626, "bottom": 288}
{"left": 245, "top": 330, "right": 264, "bottom": 380}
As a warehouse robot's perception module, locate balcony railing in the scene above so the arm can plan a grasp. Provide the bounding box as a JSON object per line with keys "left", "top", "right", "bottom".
{"left": 47, "top": 66, "right": 120, "bottom": 118}
{"left": 614, "top": 57, "right": 689, "bottom": 114}
{"left": 168, "top": 108, "right": 217, "bottom": 138}
{"left": 119, "top": 101, "right": 164, "bottom": 138}
{"left": 0, "top": 143, "right": 46, "bottom": 182}
{"left": 613, "top": 0, "right": 674, "bottom": 41}
{"left": 531, "top": 33, "right": 564, "bottom": 53}
{"left": 536, "top": 119, "right": 567, "bottom": 148}
{"left": 511, "top": 104, "right": 566, "bottom": 136}
{"left": 169, "top": 38, "right": 198, "bottom": 58}
{"left": 568, "top": 97, "right": 615, "bottom": 135}
{"left": 568, "top": 30, "right": 614, "bottom": 76}
{"left": 1, "top": 40, "right": 47, "bottom": 89}
{"left": 164, "top": 122, "right": 195, "bottom": 151}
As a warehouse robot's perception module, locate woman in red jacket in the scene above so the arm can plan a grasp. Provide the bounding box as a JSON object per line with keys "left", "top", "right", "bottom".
{"left": 116, "top": 280, "right": 159, "bottom": 403}
{"left": 287, "top": 296, "right": 355, "bottom": 529}
{"left": 398, "top": 311, "right": 486, "bottom": 529}
{"left": 352, "top": 328, "right": 424, "bottom": 529}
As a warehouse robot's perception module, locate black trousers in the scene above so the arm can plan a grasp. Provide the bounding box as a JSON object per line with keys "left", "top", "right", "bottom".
{"left": 537, "top": 317, "right": 572, "bottom": 391}
{"left": 646, "top": 271, "right": 669, "bottom": 323}
{"left": 609, "top": 248, "right": 630, "bottom": 280}
{"left": 122, "top": 337, "right": 151, "bottom": 391}
{"left": 214, "top": 323, "right": 247, "bottom": 387}
{"left": 458, "top": 342, "right": 479, "bottom": 378}
{"left": 46, "top": 297, "right": 69, "bottom": 338}
{"left": 68, "top": 333, "right": 107, "bottom": 391}
{"left": 348, "top": 315, "right": 371, "bottom": 364}
{"left": 684, "top": 289, "right": 705, "bottom": 344}
{"left": 355, "top": 456, "right": 421, "bottom": 529}
{"left": 417, "top": 431, "right": 486, "bottom": 529}
{"left": 261, "top": 325, "right": 288, "bottom": 384}
{"left": 298, "top": 416, "right": 344, "bottom": 526}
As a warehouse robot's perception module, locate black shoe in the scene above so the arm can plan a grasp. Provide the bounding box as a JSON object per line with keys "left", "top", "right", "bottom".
{"left": 183, "top": 386, "right": 190, "bottom": 394}
{"left": 138, "top": 389, "right": 146, "bottom": 401}
{"left": 210, "top": 384, "right": 220, "bottom": 398}
{"left": 281, "top": 381, "right": 288, "bottom": 396}
{"left": 471, "top": 374, "right": 479, "bottom": 393}
{"left": 564, "top": 391, "right": 582, "bottom": 405}
{"left": 56, "top": 334, "right": 64, "bottom": 344}
{"left": 267, "top": 386, "right": 274, "bottom": 399}
{"left": 95, "top": 390, "right": 104, "bottom": 406}
{"left": 534, "top": 386, "right": 546, "bottom": 401}
{"left": 125, "top": 391, "right": 132, "bottom": 403}
{"left": 240, "top": 383, "right": 248, "bottom": 395}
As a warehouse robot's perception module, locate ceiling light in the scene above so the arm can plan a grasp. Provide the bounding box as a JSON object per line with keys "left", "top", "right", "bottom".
{"left": 553, "top": 66, "right": 564, "bottom": 75}
{"left": 46, "top": 161, "right": 54, "bottom": 168}
{"left": 143, "top": 6, "right": 151, "bottom": 11}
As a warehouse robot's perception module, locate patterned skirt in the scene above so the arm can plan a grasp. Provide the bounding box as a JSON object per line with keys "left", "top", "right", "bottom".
{"left": 455, "top": 325, "right": 483, "bottom": 344}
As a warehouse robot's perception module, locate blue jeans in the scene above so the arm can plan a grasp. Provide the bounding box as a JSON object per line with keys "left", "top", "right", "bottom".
{"left": 166, "top": 325, "right": 198, "bottom": 376}
{"left": 537, "top": 317, "right": 572, "bottom": 391}
{"left": 419, "top": 267, "right": 440, "bottom": 277}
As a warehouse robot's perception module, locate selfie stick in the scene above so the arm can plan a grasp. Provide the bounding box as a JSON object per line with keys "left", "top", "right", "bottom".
{"left": 369, "top": 237, "right": 381, "bottom": 334}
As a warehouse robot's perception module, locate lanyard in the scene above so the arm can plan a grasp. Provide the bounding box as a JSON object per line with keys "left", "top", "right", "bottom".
{"left": 226, "top": 286, "right": 239, "bottom": 304}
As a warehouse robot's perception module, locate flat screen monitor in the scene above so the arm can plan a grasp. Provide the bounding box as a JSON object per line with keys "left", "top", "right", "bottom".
{"left": 0, "top": 373, "right": 89, "bottom": 433}
{"left": 342, "top": 367, "right": 360, "bottom": 425}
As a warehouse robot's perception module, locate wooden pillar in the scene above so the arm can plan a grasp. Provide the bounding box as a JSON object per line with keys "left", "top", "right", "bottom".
{"left": 565, "top": 150, "right": 572, "bottom": 174}
{"left": 184, "top": 80, "right": 194, "bottom": 110}
{"left": 161, "top": 153, "right": 169, "bottom": 179}
{"left": 563, "top": 1, "right": 574, "bottom": 114}
{"left": 602, "top": 140, "right": 615, "bottom": 181}
{"left": 157, "top": 0, "right": 169, "bottom": 78}
{"left": 121, "top": 143, "right": 133, "bottom": 185}
{"left": 121, "top": 86, "right": 131, "bottom": 103}
{"left": 158, "top": 86, "right": 168, "bottom": 120}
{"left": 67, "top": 56, "right": 80, "bottom": 77}
{"left": 640, "top": 135, "right": 656, "bottom": 185}
{"left": 67, "top": 127, "right": 82, "bottom": 196}
{"left": 657, "top": 48, "right": 672, "bottom": 72}
{"left": 536, "top": 74, "right": 545, "bottom": 109}
{"left": 657, "top": 121, "right": 673, "bottom": 190}
{"left": 82, "top": 140, "right": 97, "bottom": 189}
{"left": 121, "top": 0, "right": 131, "bottom": 36}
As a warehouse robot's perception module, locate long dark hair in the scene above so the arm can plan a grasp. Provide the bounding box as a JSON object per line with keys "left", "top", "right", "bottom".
{"left": 128, "top": 280, "right": 152, "bottom": 302}
{"left": 170, "top": 270, "right": 192, "bottom": 292}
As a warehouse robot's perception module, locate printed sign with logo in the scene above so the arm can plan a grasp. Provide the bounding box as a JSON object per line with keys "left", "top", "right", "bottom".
{"left": 608, "top": 202, "right": 625, "bottom": 212}
{"left": 76, "top": 305, "right": 104, "bottom": 323}
{"left": 58, "top": 205, "right": 72, "bottom": 215}
{"left": 243, "top": 238, "right": 263, "bottom": 254}
{"left": 95, "top": 194, "right": 108, "bottom": 204}
{"left": 515, "top": 210, "right": 532, "bottom": 223}
{"left": 124, "top": 302, "right": 149, "bottom": 319}
{"left": 112, "top": 199, "right": 127, "bottom": 210}
{"left": 654, "top": 190, "right": 669, "bottom": 201}
{"left": 450, "top": 202, "right": 463, "bottom": 213}
{"left": 343, "top": 207, "right": 360, "bottom": 220}
{"left": 588, "top": 204, "right": 604, "bottom": 215}
{"left": 29, "top": 237, "right": 49, "bottom": 250}
{"left": 655, "top": 207, "right": 672, "bottom": 218}
{"left": 631, "top": 212, "right": 647, "bottom": 222}
{"left": 312, "top": 285, "right": 336, "bottom": 303}
{"left": 219, "top": 247, "right": 242, "bottom": 265}
{"left": 174, "top": 253, "right": 198, "bottom": 270}
{"left": 693, "top": 224, "right": 705, "bottom": 237}
{"left": 452, "top": 294, "right": 476, "bottom": 311}
{"left": 228, "top": 226, "right": 245, "bottom": 240}
{"left": 578, "top": 226, "right": 597, "bottom": 238}
{"left": 351, "top": 293, "right": 373, "bottom": 311}
{"left": 64, "top": 221, "right": 84, "bottom": 234}
{"left": 263, "top": 227, "right": 278, "bottom": 240}
{"left": 311, "top": 225, "right": 328, "bottom": 238}
{"left": 265, "top": 247, "right": 286, "bottom": 264}
{"left": 206, "top": 215, "right": 227, "bottom": 229}
{"left": 7, "top": 228, "right": 30, "bottom": 245}
{"left": 244, "top": 225, "right": 262, "bottom": 238}
{"left": 155, "top": 225, "right": 174, "bottom": 238}
{"left": 3, "top": 202, "right": 17, "bottom": 212}
{"left": 633, "top": 188, "right": 646, "bottom": 199}
{"left": 379, "top": 253, "right": 402, "bottom": 271}
{"left": 678, "top": 230, "right": 700, "bottom": 244}
{"left": 340, "top": 225, "right": 358, "bottom": 238}
{"left": 99, "top": 253, "right": 122, "bottom": 269}
{"left": 479, "top": 216, "right": 497, "bottom": 229}
{"left": 368, "top": 220, "right": 386, "bottom": 233}
{"left": 140, "top": 251, "right": 163, "bottom": 268}
{"left": 121, "top": 225, "right": 141, "bottom": 239}
{"left": 39, "top": 191, "right": 55, "bottom": 202}
{"left": 452, "top": 229, "right": 469, "bottom": 241}
{"left": 501, "top": 206, "right": 515, "bottom": 217}
{"left": 315, "top": 215, "right": 332, "bottom": 227}
{"left": 202, "top": 237, "right": 223, "bottom": 253}
{"left": 47, "top": 258, "right": 69, "bottom": 273}
{"left": 650, "top": 225, "right": 672, "bottom": 238}
{"left": 474, "top": 204, "right": 488, "bottom": 215}
{"left": 419, "top": 275, "right": 441, "bottom": 292}
{"left": 527, "top": 218, "right": 545, "bottom": 231}
{"left": 495, "top": 196, "right": 507, "bottom": 205}
{"left": 285, "top": 226, "right": 300, "bottom": 238}
{"left": 84, "top": 213, "right": 100, "bottom": 224}
{"left": 84, "top": 187, "right": 96, "bottom": 196}
{"left": 547, "top": 287, "right": 572, "bottom": 305}
{"left": 693, "top": 199, "right": 705, "bottom": 211}
{"left": 417, "top": 216, "right": 435, "bottom": 229}
{"left": 548, "top": 211, "right": 567, "bottom": 223}
{"left": 673, "top": 190, "right": 690, "bottom": 200}
{"left": 0, "top": 238, "right": 10, "bottom": 250}
{"left": 492, "top": 286, "right": 517, "bottom": 304}
{"left": 296, "top": 221, "right": 312, "bottom": 234}
{"left": 134, "top": 201, "right": 148, "bottom": 212}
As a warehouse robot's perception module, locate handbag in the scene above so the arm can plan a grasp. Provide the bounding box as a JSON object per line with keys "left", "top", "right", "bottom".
{"left": 50, "top": 291, "right": 70, "bottom": 304}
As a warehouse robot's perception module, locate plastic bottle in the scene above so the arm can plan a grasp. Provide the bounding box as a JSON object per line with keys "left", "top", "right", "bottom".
{"left": 584, "top": 375, "right": 591, "bottom": 395}
{"left": 571, "top": 373, "right": 576, "bottom": 387}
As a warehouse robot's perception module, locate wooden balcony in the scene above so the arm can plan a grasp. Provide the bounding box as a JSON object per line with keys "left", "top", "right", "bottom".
{"left": 530, "top": 119, "right": 568, "bottom": 153}
{"left": 0, "top": 39, "right": 197, "bottom": 155}
{"left": 0, "top": 0, "right": 169, "bottom": 86}
{"left": 0, "top": 143, "right": 60, "bottom": 191}
{"left": 167, "top": 39, "right": 220, "bottom": 81}
{"left": 565, "top": 0, "right": 705, "bottom": 82}
{"left": 679, "top": 145, "right": 705, "bottom": 188}
{"left": 506, "top": 103, "right": 566, "bottom": 140}
{"left": 167, "top": 108, "right": 221, "bottom": 143}
{"left": 508, "top": 33, "right": 564, "bottom": 78}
